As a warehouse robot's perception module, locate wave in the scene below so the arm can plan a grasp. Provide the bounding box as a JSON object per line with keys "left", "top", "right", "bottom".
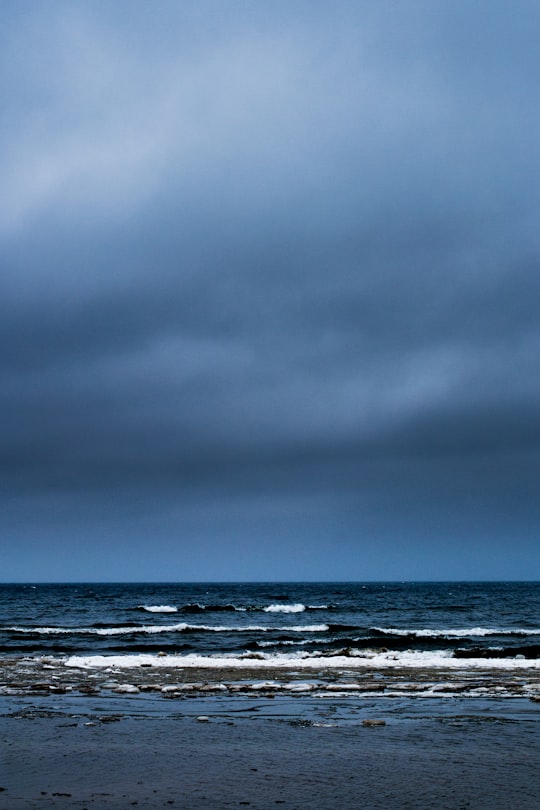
{"left": 327, "top": 623, "right": 361, "bottom": 632}
{"left": 181, "top": 603, "right": 245, "bottom": 613}
{"left": 7, "top": 623, "right": 329, "bottom": 636}
{"left": 8, "top": 624, "right": 190, "bottom": 636}
{"left": 264, "top": 604, "right": 306, "bottom": 613}
{"left": 133, "top": 603, "right": 331, "bottom": 615}
{"left": 134, "top": 603, "right": 330, "bottom": 615}
{"left": 64, "top": 649, "right": 540, "bottom": 671}
{"left": 454, "top": 645, "right": 540, "bottom": 660}
{"left": 372, "top": 627, "right": 540, "bottom": 639}
{"left": 265, "top": 603, "right": 331, "bottom": 612}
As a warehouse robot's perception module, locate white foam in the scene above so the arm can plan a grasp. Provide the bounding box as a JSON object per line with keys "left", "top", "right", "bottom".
{"left": 257, "top": 636, "right": 327, "bottom": 647}
{"left": 374, "top": 626, "right": 540, "bottom": 638}
{"left": 9, "top": 622, "right": 329, "bottom": 636}
{"left": 63, "top": 649, "right": 540, "bottom": 671}
{"left": 139, "top": 605, "right": 178, "bottom": 613}
{"left": 264, "top": 603, "right": 306, "bottom": 613}
{"left": 10, "top": 623, "right": 187, "bottom": 635}
{"left": 289, "top": 625, "right": 328, "bottom": 632}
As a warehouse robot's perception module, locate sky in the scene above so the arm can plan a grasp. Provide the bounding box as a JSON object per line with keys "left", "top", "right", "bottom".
{"left": 1, "top": 0, "right": 539, "bottom": 582}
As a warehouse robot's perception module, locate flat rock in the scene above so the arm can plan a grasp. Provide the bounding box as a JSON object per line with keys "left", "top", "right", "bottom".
{"left": 112, "top": 684, "right": 139, "bottom": 694}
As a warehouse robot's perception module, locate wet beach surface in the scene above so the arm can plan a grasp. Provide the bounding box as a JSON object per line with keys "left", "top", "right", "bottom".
{"left": 1, "top": 690, "right": 539, "bottom": 809}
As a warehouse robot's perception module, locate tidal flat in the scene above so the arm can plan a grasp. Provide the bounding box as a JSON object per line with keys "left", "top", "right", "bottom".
{"left": 1, "top": 689, "right": 539, "bottom": 809}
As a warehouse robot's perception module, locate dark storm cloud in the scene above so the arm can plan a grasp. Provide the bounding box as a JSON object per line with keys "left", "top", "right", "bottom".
{"left": 1, "top": 1, "right": 539, "bottom": 578}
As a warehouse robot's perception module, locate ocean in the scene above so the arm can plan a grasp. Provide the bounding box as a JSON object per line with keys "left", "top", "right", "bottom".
{"left": 1, "top": 582, "right": 539, "bottom": 808}
{"left": 1, "top": 581, "right": 539, "bottom": 699}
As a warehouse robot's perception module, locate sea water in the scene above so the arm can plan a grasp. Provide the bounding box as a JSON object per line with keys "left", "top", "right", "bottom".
{"left": 1, "top": 581, "right": 539, "bottom": 657}
{"left": 0, "top": 582, "right": 539, "bottom": 696}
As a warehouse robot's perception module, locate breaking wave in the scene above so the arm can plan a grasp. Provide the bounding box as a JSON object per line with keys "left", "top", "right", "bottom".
{"left": 264, "top": 604, "right": 306, "bottom": 613}
{"left": 7, "top": 623, "right": 329, "bottom": 636}
{"left": 373, "top": 627, "right": 540, "bottom": 639}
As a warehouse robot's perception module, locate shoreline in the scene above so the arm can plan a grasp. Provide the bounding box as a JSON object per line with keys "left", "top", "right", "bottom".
{"left": 2, "top": 654, "right": 540, "bottom": 701}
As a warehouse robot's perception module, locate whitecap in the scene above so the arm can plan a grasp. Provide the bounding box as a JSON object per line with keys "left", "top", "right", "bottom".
{"left": 9, "top": 623, "right": 189, "bottom": 635}
{"left": 139, "top": 605, "right": 178, "bottom": 613}
{"left": 289, "top": 624, "right": 329, "bottom": 632}
{"left": 373, "top": 626, "right": 540, "bottom": 638}
{"left": 8, "top": 622, "right": 329, "bottom": 636}
{"left": 264, "top": 603, "right": 306, "bottom": 613}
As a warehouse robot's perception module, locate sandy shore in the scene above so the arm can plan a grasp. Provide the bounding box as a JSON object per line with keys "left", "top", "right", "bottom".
{"left": 1, "top": 693, "right": 539, "bottom": 809}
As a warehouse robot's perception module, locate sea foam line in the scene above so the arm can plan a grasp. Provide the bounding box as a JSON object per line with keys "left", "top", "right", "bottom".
{"left": 374, "top": 627, "right": 540, "bottom": 638}
{"left": 8, "top": 623, "right": 329, "bottom": 635}
{"left": 62, "top": 650, "right": 540, "bottom": 670}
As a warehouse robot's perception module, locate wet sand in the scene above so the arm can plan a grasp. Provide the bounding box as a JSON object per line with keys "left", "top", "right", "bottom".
{"left": 1, "top": 693, "right": 539, "bottom": 809}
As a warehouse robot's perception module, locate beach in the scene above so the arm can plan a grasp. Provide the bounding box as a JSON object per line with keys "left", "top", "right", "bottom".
{"left": 1, "top": 583, "right": 539, "bottom": 807}
{"left": 1, "top": 689, "right": 539, "bottom": 809}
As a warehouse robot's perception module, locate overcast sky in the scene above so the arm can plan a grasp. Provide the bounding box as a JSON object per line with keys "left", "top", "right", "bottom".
{"left": 1, "top": 0, "right": 539, "bottom": 582}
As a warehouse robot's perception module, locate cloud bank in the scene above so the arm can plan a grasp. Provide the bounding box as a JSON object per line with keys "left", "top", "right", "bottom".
{"left": 2, "top": 1, "right": 539, "bottom": 580}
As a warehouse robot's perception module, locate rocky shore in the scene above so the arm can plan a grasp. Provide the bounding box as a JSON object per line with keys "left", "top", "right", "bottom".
{"left": 2, "top": 656, "right": 540, "bottom": 701}
{"left": 2, "top": 653, "right": 539, "bottom": 808}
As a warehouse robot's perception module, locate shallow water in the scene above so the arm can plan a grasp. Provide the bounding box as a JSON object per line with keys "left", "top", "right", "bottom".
{"left": 1, "top": 691, "right": 539, "bottom": 809}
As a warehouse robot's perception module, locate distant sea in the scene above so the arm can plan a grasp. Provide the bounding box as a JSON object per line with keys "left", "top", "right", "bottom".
{"left": 1, "top": 582, "right": 539, "bottom": 697}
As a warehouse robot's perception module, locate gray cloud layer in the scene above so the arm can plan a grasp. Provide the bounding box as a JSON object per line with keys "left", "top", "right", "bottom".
{"left": 2, "top": 1, "right": 539, "bottom": 579}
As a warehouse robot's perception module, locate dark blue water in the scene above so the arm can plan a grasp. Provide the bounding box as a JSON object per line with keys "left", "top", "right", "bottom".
{"left": 1, "top": 582, "right": 538, "bottom": 662}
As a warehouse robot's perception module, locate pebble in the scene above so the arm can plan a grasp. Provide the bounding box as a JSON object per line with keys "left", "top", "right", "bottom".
{"left": 200, "top": 683, "right": 227, "bottom": 692}
{"left": 325, "top": 683, "right": 363, "bottom": 691}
